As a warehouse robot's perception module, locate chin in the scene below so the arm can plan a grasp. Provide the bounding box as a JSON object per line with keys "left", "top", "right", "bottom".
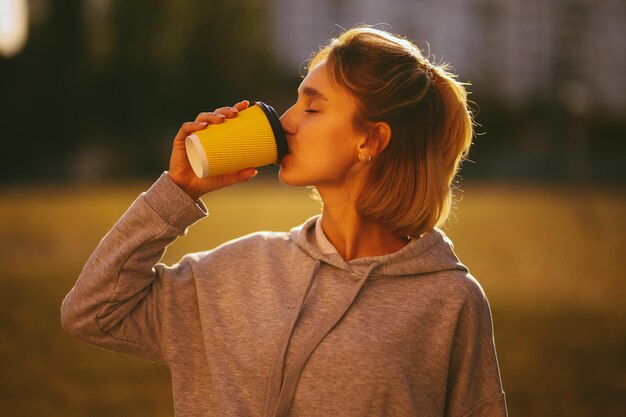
{"left": 278, "top": 164, "right": 312, "bottom": 187}
{"left": 278, "top": 168, "right": 303, "bottom": 187}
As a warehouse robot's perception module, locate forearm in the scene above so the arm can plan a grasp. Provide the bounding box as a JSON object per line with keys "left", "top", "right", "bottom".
{"left": 60, "top": 172, "right": 207, "bottom": 360}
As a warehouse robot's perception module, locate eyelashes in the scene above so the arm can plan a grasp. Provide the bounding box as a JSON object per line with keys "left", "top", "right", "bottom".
{"left": 304, "top": 109, "right": 319, "bottom": 113}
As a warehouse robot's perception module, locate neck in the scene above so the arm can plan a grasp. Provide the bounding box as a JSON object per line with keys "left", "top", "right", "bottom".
{"left": 317, "top": 184, "right": 409, "bottom": 262}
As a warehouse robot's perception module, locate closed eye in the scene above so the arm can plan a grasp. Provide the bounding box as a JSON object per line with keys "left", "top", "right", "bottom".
{"left": 304, "top": 109, "right": 319, "bottom": 113}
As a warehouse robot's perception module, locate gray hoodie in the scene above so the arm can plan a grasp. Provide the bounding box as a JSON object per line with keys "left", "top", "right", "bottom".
{"left": 61, "top": 173, "right": 507, "bottom": 417}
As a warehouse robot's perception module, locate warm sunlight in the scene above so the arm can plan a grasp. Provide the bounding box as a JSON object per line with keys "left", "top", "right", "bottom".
{"left": 0, "top": 0, "right": 28, "bottom": 57}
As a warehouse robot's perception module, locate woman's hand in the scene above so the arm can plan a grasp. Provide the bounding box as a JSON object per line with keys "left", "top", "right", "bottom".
{"left": 168, "top": 100, "right": 257, "bottom": 199}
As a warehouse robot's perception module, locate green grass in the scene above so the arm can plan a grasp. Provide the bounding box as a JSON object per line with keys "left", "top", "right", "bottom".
{"left": 0, "top": 178, "right": 624, "bottom": 416}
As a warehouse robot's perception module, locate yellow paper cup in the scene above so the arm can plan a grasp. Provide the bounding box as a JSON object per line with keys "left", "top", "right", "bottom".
{"left": 185, "top": 102, "right": 288, "bottom": 178}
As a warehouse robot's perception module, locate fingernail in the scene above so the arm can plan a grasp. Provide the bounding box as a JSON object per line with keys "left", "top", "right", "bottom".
{"left": 230, "top": 107, "right": 238, "bottom": 113}
{"left": 199, "top": 122, "right": 208, "bottom": 127}
{"left": 216, "top": 114, "right": 226, "bottom": 118}
{"left": 250, "top": 170, "right": 258, "bottom": 178}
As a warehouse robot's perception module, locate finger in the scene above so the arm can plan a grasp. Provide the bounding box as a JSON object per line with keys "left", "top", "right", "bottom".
{"left": 213, "top": 168, "right": 258, "bottom": 190}
{"left": 233, "top": 100, "right": 250, "bottom": 112}
{"left": 180, "top": 121, "right": 208, "bottom": 135}
{"left": 213, "top": 106, "right": 239, "bottom": 118}
{"left": 173, "top": 121, "right": 208, "bottom": 144}
{"left": 237, "top": 167, "right": 258, "bottom": 181}
{"left": 194, "top": 112, "right": 227, "bottom": 124}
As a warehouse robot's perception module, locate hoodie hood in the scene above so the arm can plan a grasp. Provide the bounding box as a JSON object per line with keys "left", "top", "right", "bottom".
{"left": 290, "top": 215, "right": 469, "bottom": 277}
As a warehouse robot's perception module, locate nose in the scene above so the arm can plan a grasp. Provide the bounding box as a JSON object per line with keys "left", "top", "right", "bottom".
{"left": 279, "top": 105, "right": 296, "bottom": 136}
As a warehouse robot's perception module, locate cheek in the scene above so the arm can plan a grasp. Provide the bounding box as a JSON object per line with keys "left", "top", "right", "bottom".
{"left": 284, "top": 113, "right": 360, "bottom": 173}
{"left": 301, "top": 127, "right": 351, "bottom": 163}
{"left": 280, "top": 138, "right": 352, "bottom": 186}
{"left": 308, "top": 137, "right": 357, "bottom": 179}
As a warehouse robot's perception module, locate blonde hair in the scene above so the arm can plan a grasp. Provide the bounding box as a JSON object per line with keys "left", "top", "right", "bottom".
{"left": 309, "top": 27, "right": 474, "bottom": 238}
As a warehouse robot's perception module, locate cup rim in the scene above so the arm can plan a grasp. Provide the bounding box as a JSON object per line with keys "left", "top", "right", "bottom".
{"left": 185, "top": 133, "right": 209, "bottom": 178}
{"left": 254, "top": 101, "right": 289, "bottom": 162}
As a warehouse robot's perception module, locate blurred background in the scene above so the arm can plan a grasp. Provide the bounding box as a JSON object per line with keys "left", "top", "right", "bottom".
{"left": 0, "top": 0, "right": 624, "bottom": 416}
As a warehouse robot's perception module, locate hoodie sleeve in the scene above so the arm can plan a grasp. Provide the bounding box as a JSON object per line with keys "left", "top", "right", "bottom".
{"left": 444, "top": 278, "right": 508, "bottom": 417}
{"left": 60, "top": 172, "right": 207, "bottom": 363}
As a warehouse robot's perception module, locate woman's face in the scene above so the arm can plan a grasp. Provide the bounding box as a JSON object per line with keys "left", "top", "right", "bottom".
{"left": 278, "top": 61, "right": 366, "bottom": 188}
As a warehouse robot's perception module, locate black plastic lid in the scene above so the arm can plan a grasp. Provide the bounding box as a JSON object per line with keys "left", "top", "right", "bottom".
{"left": 254, "top": 101, "right": 288, "bottom": 163}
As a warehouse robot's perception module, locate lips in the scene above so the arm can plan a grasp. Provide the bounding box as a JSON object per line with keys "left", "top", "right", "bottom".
{"left": 279, "top": 151, "right": 292, "bottom": 166}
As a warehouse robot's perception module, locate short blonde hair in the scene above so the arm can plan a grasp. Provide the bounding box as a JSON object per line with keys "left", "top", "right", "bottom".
{"left": 309, "top": 27, "right": 474, "bottom": 238}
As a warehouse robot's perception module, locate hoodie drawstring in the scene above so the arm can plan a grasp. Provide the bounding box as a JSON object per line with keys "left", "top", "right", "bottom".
{"left": 265, "top": 261, "right": 380, "bottom": 417}
{"left": 264, "top": 260, "right": 321, "bottom": 417}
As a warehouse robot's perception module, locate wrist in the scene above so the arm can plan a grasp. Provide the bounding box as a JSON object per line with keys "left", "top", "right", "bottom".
{"left": 166, "top": 171, "right": 203, "bottom": 200}
{"left": 143, "top": 172, "right": 208, "bottom": 229}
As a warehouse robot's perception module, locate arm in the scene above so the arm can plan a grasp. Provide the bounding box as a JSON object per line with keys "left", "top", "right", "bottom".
{"left": 61, "top": 100, "right": 257, "bottom": 362}
{"left": 444, "top": 279, "right": 508, "bottom": 417}
{"left": 60, "top": 173, "right": 207, "bottom": 362}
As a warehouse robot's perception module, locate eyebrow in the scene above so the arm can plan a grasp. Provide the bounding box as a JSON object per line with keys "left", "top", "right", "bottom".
{"left": 299, "top": 86, "right": 329, "bottom": 101}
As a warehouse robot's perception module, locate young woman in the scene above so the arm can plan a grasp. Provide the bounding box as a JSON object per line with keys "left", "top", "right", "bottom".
{"left": 62, "top": 27, "right": 507, "bottom": 417}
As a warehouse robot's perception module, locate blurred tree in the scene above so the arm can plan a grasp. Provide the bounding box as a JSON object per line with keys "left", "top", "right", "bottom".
{"left": 0, "top": 0, "right": 281, "bottom": 182}
{"left": 83, "top": 0, "right": 281, "bottom": 176}
{"left": 0, "top": 0, "right": 86, "bottom": 182}
{"left": 0, "top": 0, "right": 624, "bottom": 184}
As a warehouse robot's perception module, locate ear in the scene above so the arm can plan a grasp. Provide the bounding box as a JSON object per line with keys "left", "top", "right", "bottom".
{"left": 356, "top": 121, "right": 392, "bottom": 159}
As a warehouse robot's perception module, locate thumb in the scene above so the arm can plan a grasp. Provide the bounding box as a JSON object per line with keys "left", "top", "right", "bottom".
{"left": 211, "top": 168, "right": 258, "bottom": 191}
{"left": 235, "top": 168, "right": 258, "bottom": 182}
